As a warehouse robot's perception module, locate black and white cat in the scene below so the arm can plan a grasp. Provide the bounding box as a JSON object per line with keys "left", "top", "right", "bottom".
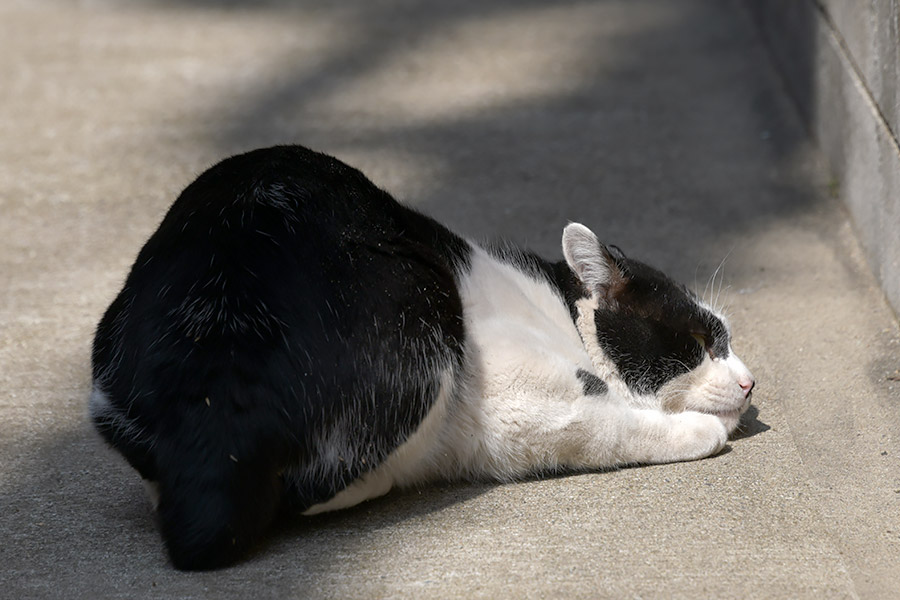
{"left": 90, "top": 145, "right": 754, "bottom": 570}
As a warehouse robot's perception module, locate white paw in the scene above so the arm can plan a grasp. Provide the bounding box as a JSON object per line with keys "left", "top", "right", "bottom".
{"left": 714, "top": 409, "right": 742, "bottom": 436}
{"left": 670, "top": 411, "right": 728, "bottom": 462}
{"left": 680, "top": 394, "right": 751, "bottom": 436}
{"left": 706, "top": 394, "right": 752, "bottom": 436}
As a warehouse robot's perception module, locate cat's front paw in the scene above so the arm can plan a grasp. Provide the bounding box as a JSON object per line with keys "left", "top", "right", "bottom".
{"left": 667, "top": 386, "right": 752, "bottom": 437}
{"left": 711, "top": 406, "right": 746, "bottom": 436}
{"left": 699, "top": 393, "right": 752, "bottom": 436}
{"left": 667, "top": 411, "right": 728, "bottom": 462}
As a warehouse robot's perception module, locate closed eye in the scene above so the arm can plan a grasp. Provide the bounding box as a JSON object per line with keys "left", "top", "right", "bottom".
{"left": 690, "top": 333, "right": 712, "bottom": 357}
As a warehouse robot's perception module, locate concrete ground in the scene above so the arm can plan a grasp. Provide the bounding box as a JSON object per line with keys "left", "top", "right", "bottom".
{"left": 1, "top": 0, "right": 898, "bottom": 598}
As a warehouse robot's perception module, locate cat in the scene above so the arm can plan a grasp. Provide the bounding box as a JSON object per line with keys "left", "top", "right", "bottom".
{"left": 89, "top": 145, "right": 755, "bottom": 570}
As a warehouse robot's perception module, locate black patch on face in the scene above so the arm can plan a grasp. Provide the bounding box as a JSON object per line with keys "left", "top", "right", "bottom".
{"left": 576, "top": 369, "right": 608, "bottom": 396}
{"left": 593, "top": 255, "right": 730, "bottom": 394}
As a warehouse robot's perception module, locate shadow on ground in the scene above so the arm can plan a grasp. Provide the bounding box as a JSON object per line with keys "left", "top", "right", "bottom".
{"left": 140, "top": 0, "right": 825, "bottom": 277}
{"left": 0, "top": 423, "right": 491, "bottom": 592}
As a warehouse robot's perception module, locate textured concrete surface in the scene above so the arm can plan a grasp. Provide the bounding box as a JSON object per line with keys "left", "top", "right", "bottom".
{"left": 820, "top": 0, "right": 900, "bottom": 137}
{"left": 1, "top": 0, "right": 899, "bottom": 598}
{"left": 746, "top": 0, "right": 900, "bottom": 321}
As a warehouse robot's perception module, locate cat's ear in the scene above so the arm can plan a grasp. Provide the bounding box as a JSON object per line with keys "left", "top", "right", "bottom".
{"left": 562, "top": 223, "right": 627, "bottom": 298}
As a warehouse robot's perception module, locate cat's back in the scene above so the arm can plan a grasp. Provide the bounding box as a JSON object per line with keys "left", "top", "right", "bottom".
{"left": 114, "top": 145, "right": 471, "bottom": 338}
{"left": 145, "top": 145, "right": 401, "bottom": 266}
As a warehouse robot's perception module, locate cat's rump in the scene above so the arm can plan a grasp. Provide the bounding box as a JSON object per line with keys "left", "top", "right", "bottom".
{"left": 91, "top": 146, "right": 474, "bottom": 568}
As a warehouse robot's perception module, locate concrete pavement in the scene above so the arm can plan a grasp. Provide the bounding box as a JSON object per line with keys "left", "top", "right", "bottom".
{"left": 1, "top": 0, "right": 898, "bottom": 598}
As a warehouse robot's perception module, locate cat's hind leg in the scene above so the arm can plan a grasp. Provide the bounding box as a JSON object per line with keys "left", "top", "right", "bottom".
{"left": 150, "top": 404, "right": 290, "bottom": 571}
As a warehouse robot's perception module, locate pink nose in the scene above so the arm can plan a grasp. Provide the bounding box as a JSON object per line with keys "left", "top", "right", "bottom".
{"left": 739, "top": 375, "right": 755, "bottom": 397}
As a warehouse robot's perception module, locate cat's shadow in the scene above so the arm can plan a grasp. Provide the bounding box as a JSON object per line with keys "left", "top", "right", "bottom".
{"left": 255, "top": 406, "right": 770, "bottom": 564}
{"left": 730, "top": 404, "right": 770, "bottom": 441}
{"left": 254, "top": 479, "right": 491, "bottom": 567}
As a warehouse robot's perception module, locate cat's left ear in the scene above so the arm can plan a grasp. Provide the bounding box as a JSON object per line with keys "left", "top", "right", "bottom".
{"left": 562, "top": 223, "right": 627, "bottom": 298}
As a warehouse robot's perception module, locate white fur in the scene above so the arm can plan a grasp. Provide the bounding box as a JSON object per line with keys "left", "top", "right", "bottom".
{"left": 91, "top": 386, "right": 162, "bottom": 510}
{"left": 658, "top": 346, "right": 754, "bottom": 431}
{"left": 562, "top": 223, "right": 610, "bottom": 291}
{"left": 88, "top": 385, "right": 111, "bottom": 420}
{"left": 143, "top": 480, "right": 161, "bottom": 511}
{"left": 304, "top": 238, "right": 740, "bottom": 514}
{"left": 89, "top": 385, "right": 151, "bottom": 447}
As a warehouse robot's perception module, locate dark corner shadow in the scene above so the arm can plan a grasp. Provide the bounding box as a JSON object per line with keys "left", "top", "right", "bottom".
{"left": 740, "top": 0, "right": 818, "bottom": 144}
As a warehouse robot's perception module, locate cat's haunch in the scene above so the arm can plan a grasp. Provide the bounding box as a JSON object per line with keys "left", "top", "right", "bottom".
{"left": 90, "top": 145, "right": 754, "bottom": 570}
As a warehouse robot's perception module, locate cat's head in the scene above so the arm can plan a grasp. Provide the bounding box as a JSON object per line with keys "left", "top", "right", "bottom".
{"left": 562, "top": 223, "right": 754, "bottom": 431}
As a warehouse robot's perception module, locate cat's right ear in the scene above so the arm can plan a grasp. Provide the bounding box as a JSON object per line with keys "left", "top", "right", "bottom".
{"left": 562, "top": 223, "right": 627, "bottom": 299}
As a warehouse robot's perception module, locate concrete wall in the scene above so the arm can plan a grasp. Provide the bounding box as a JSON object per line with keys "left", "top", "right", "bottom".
{"left": 745, "top": 0, "right": 900, "bottom": 318}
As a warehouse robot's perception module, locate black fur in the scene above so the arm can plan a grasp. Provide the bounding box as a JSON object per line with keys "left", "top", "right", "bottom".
{"left": 576, "top": 369, "right": 609, "bottom": 396}
{"left": 92, "top": 146, "right": 472, "bottom": 569}
{"left": 593, "top": 255, "right": 730, "bottom": 394}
